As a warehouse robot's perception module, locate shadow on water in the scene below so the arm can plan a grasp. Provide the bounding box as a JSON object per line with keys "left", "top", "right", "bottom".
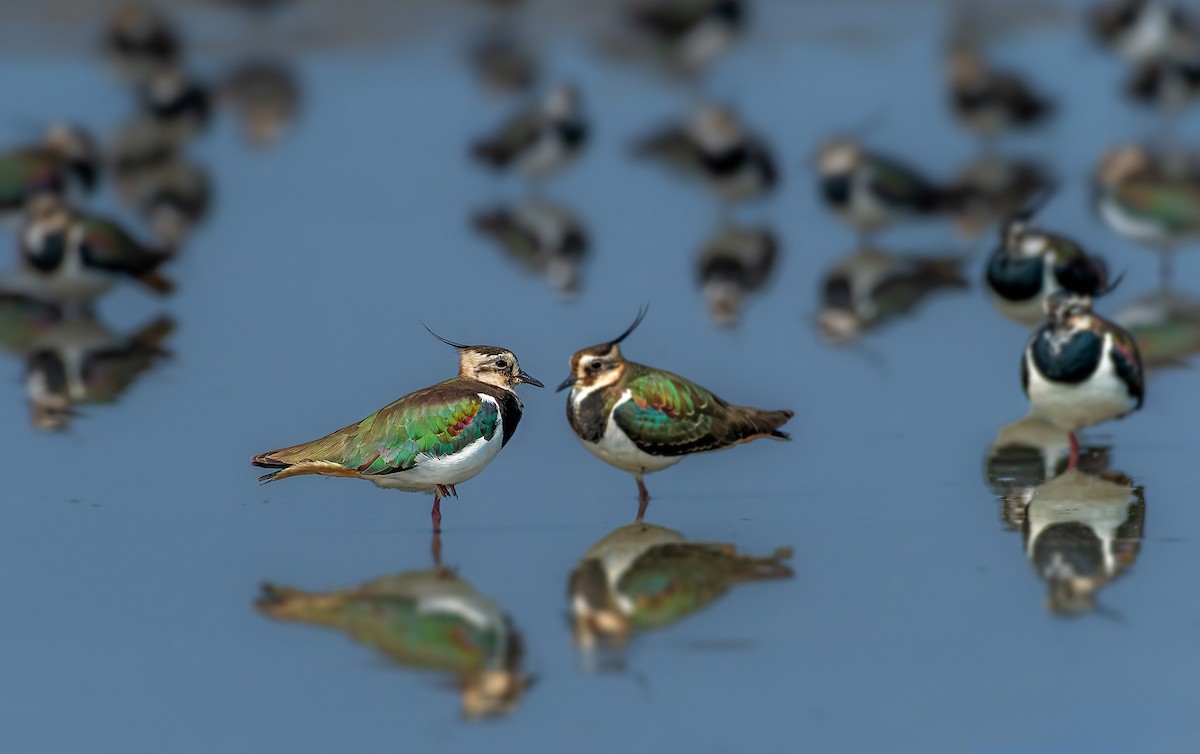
{"left": 985, "top": 415, "right": 1145, "bottom": 617}
{"left": 567, "top": 520, "right": 791, "bottom": 672}
{"left": 256, "top": 535, "right": 532, "bottom": 720}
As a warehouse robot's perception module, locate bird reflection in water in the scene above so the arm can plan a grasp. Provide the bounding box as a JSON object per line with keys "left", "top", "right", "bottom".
{"left": 473, "top": 200, "right": 588, "bottom": 296}
{"left": 696, "top": 224, "right": 776, "bottom": 327}
{"left": 0, "top": 292, "right": 62, "bottom": 356}
{"left": 952, "top": 155, "right": 1051, "bottom": 239}
{"left": 256, "top": 553, "right": 531, "bottom": 719}
{"left": 568, "top": 522, "right": 791, "bottom": 666}
{"left": 1117, "top": 287, "right": 1200, "bottom": 369}
{"left": 817, "top": 246, "right": 968, "bottom": 344}
{"left": 23, "top": 314, "right": 174, "bottom": 430}
{"left": 220, "top": 59, "right": 303, "bottom": 148}
{"left": 985, "top": 416, "right": 1145, "bottom": 617}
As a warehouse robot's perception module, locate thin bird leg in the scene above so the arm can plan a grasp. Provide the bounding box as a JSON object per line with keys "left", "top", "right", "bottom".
{"left": 431, "top": 492, "right": 442, "bottom": 534}
{"left": 448, "top": 484, "right": 459, "bottom": 498}
{"left": 1068, "top": 432, "right": 1080, "bottom": 472}
{"left": 635, "top": 475, "right": 650, "bottom": 522}
{"left": 431, "top": 530, "right": 443, "bottom": 571}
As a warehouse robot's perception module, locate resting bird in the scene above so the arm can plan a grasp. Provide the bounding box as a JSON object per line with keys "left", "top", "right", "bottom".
{"left": 557, "top": 308, "right": 792, "bottom": 519}
{"left": 985, "top": 212, "right": 1113, "bottom": 327}
{"left": 568, "top": 522, "right": 792, "bottom": 653}
{"left": 946, "top": 46, "right": 1054, "bottom": 139}
{"left": 815, "top": 136, "right": 969, "bottom": 240}
{"left": 257, "top": 569, "right": 530, "bottom": 718}
{"left": 1022, "top": 293, "right": 1144, "bottom": 470}
{"left": 252, "top": 330, "right": 543, "bottom": 532}
{"left": 633, "top": 106, "right": 777, "bottom": 205}
{"left": 622, "top": 0, "right": 748, "bottom": 76}
{"left": 471, "top": 84, "right": 588, "bottom": 182}
{"left": 695, "top": 224, "right": 777, "bottom": 327}
{"left": 1089, "top": 0, "right": 1198, "bottom": 64}
{"left": 472, "top": 200, "right": 589, "bottom": 296}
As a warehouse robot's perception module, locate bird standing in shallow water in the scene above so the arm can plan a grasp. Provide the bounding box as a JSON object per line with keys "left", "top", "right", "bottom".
{"left": 557, "top": 308, "right": 792, "bottom": 520}
{"left": 472, "top": 84, "right": 588, "bottom": 183}
{"left": 1022, "top": 293, "right": 1144, "bottom": 470}
{"left": 252, "top": 330, "right": 543, "bottom": 533}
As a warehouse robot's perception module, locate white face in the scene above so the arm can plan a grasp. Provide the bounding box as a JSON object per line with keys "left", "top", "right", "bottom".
{"left": 543, "top": 86, "right": 578, "bottom": 119}
{"left": 691, "top": 108, "right": 741, "bottom": 151}
{"left": 569, "top": 347, "right": 625, "bottom": 394}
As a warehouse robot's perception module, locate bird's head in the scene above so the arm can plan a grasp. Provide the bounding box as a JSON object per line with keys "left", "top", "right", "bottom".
{"left": 556, "top": 306, "right": 646, "bottom": 393}
{"left": 424, "top": 327, "right": 543, "bottom": 391}
{"left": 542, "top": 84, "right": 580, "bottom": 119}
{"left": 815, "top": 137, "right": 862, "bottom": 177}
{"left": 690, "top": 106, "right": 742, "bottom": 152}
{"left": 1044, "top": 290, "right": 1094, "bottom": 324}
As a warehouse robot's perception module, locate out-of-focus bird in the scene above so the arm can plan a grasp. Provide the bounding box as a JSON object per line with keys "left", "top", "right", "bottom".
{"left": 985, "top": 213, "right": 1113, "bottom": 327}
{"left": 24, "top": 314, "right": 173, "bottom": 431}
{"left": 815, "top": 136, "right": 970, "bottom": 240}
{"left": 0, "top": 292, "right": 62, "bottom": 356}
{"left": 469, "top": 31, "right": 539, "bottom": 95}
{"left": 256, "top": 569, "right": 531, "bottom": 719}
{"left": 952, "top": 154, "right": 1052, "bottom": 236}
{"left": 568, "top": 522, "right": 791, "bottom": 652}
{"left": 1094, "top": 144, "right": 1200, "bottom": 280}
{"left": 695, "top": 224, "right": 777, "bottom": 327}
{"left": 557, "top": 309, "right": 792, "bottom": 520}
{"left": 472, "top": 84, "right": 588, "bottom": 181}
{"left": 0, "top": 124, "right": 99, "bottom": 212}
{"left": 1089, "top": 0, "right": 1198, "bottom": 63}
{"left": 1022, "top": 293, "right": 1144, "bottom": 470}
{"left": 103, "top": 3, "right": 181, "bottom": 84}
{"left": 634, "top": 106, "right": 777, "bottom": 205}
{"left": 129, "top": 160, "right": 212, "bottom": 247}
{"left": 473, "top": 200, "right": 588, "bottom": 296}
{"left": 220, "top": 59, "right": 302, "bottom": 147}
{"left": 139, "top": 67, "right": 212, "bottom": 141}
{"left": 818, "top": 247, "right": 968, "bottom": 343}
{"left": 621, "top": 0, "right": 748, "bottom": 76}
{"left": 252, "top": 332, "right": 543, "bottom": 532}
{"left": 946, "top": 45, "right": 1054, "bottom": 139}
{"left": 1116, "top": 287, "right": 1200, "bottom": 368}
{"left": 1125, "top": 52, "right": 1200, "bottom": 110}
{"left": 4, "top": 194, "right": 173, "bottom": 307}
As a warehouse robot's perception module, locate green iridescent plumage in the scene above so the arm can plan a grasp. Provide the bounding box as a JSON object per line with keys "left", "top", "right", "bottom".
{"left": 76, "top": 214, "right": 168, "bottom": 274}
{"left": 260, "top": 379, "right": 500, "bottom": 475}
{"left": 0, "top": 148, "right": 65, "bottom": 209}
{"left": 1112, "top": 179, "right": 1200, "bottom": 235}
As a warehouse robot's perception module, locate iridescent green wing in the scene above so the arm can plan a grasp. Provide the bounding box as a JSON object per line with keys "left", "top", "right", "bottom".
{"left": 269, "top": 382, "right": 501, "bottom": 475}
{"left": 340, "top": 596, "right": 501, "bottom": 673}
{"left": 611, "top": 366, "right": 723, "bottom": 455}
{"left": 0, "top": 149, "right": 58, "bottom": 208}
{"left": 1115, "top": 179, "right": 1200, "bottom": 235}
{"left": 78, "top": 215, "right": 159, "bottom": 274}
{"left": 868, "top": 155, "right": 939, "bottom": 210}
{"left": 494, "top": 109, "right": 541, "bottom": 155}
{"left": 1108, "top": 323, "right": 1145, "bottom": 408}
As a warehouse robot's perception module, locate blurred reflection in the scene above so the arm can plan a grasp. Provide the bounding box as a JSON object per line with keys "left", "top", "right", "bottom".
{"left": 257, "top": 565, "right": 531, "bottom": 719}
{"left": 107, "top": 114, "right": 185, "bottom": 199}
{"left": 817, "top": 246, "right": 968, "bottom": 344}
{"left": 471, "top": 84, "right": 588, "bottom": 183}
{"left": 985, "top": 415, "right": 1111, "bottom": 531}
{"left": 472, "top": 200, "right": 588, "bottom": 296}
{"left": 952, "top": 154, "right": 1051, "bottom": 238}
{"left": 568, "top": 522, "right": 791, "bottom": 665}
{"left": 983, "top": 416, "right": 1145, "bottom": 617}
{"left": 944, "top": 41, "right": 1054, "bottom": 141}
{"left": 1024, "top": 469, "right": 1145, "bottom": 617}
{"left": 138, "top": 66, "right": 212, "bottom": 142}
{"left": 632, "top": 105, "right": 777, "bottom": 206}
{"left": 695, "top": 224, "right": 777, "bottom": 327}
{"left": 1116, "top": 286, "right": 1200, "bottom": 368}
{"left": 220, "top": 59, "right": 303, "bottom": 147}
{"left": 470, "top": 29, "right": 539, "bottom": 95}
{"left": 24, "top": 314, "right": 174, "bottom": 430}
{"left": 0, "top": 292, "right": 62, "bottom": 356}
{"left": 1088, "top": 0, "right": 1199, "bottom": 64}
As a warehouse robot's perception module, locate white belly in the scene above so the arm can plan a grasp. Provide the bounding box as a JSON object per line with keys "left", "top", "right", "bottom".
{"left": 371, "top": 395, "right": 506, "bottom": 492}
{"left": 18, "top": 239, "right": 114, "bottom": 304}
{"left": 843, "top": 173, "right": 893, "bottom": 231}
{"left": 518, "top": 131, "right": 570, "bottom": 179}
{"left": 1026, "top": 341, "right": 1136, "bottom": 432}
{"left": 578, "top": 391, "right": 682, "bottom": 476}
{"left": 1099, "top": 195, "right": 1174, "bottom": 247}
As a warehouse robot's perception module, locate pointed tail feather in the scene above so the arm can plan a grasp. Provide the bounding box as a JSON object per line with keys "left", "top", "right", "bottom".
{"left": 729, "top": 546, "right": 795, "bottom": 583}
{"left": 137, "top": 270, "right": 174, "bottom": 295}
{"left": 472, "top": 140, "right": 511, "bottom": 169}
{"left": 742, "top": 408, "right": 794, "bottom": 442}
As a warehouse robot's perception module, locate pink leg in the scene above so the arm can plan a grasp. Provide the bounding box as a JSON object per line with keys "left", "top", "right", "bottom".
{"left": 1068, "top": 432, "right": 1080, "bottom": 471}
{"left": 431, "top": 493, "right": 442, "bottom": 534}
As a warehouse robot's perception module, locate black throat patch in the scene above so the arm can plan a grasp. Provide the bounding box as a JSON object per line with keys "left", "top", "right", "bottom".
{"left": 1031, "top": 327, "right": 1103, "bottom": 384}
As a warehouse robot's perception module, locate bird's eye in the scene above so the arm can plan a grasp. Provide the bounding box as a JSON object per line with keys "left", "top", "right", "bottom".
{"left": 495, "top": 359, "right": 509, "bottom": 370}
{"left": 589, "top": 361, "right": 604, "bottom": 372}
